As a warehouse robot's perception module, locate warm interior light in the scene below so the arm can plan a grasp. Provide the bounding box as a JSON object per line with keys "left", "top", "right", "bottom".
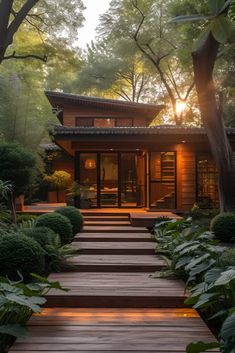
{"left": 85, "top": 159, "right": 96, "bottom": 169}
{"left": 176, "top": 100, "right": 187, "bottom": 116}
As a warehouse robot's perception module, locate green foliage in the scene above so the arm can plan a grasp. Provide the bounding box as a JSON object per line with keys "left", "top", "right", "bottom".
{"left": 35, "top": 213, "right": 73, "bottom": 245}
{"left": 0, "top": 274, "right": 67, "bottom": 352}
{"left": 43, "top": 170, "right": 72, "bottom": 191}
{"left": 219, "top": 248, "right": 235, "bottom": 267}
{"left": 44, "top": 234, "right": 79, "bottom": 272}
{"left": 0, "top": 233, "right": 45, "bottom": 283}
{"left": 21, "top": 227, "right": 57, "bottom": 248}
{"left": 55, "top": 206, "right": 84, "bottom": 235}
{"left": 210, "top": 213, "right": 235, "bottom": 243}
{"left": 0, "top": 142, "right": 36, "bottom": 196}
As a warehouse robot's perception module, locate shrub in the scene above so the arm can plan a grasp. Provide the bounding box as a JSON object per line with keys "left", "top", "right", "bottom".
{"left": 55, "top": 206, "right": 84, "bottom": 235}
{"left": 0, "top": 233, "right": 45, "bottom": 282}
{"left": 218, "top": 247, "right": 235, "bottom": 267}
{"left": 35, "top": 212, "right": 73, "bottom": 244}
{"left": 21, "top": 227, "right": 57, "bottom": 247}
{"left": 210, "top": 212, "right": 235, "bottom": 243}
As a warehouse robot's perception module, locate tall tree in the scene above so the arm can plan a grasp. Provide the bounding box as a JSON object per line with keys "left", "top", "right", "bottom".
{"left": 98, "top": 0, "right": 196, "bottom": 124}
{"left": 0, "top": 0, "right": 85, "bottom": 64}
{"left": 172, "top": 0, "right": 235, "bottom": 211}
{"left": 76, "top": 39, "right": 157, "bottom": 102}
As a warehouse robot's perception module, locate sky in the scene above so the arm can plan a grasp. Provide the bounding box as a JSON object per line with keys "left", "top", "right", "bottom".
{"left": 77, "top": 0, "right": 111, "bottom": 49}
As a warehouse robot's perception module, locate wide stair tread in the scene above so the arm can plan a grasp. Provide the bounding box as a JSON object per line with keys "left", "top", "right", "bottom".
{"left": 67, "top": 254, "right": 164, "bottom": 272}
{"left": 84, "top": 220, "right": 131, "bottom": 226}
{"left": 46, "top": 272, "right": 188, "bottom": 308}
{"left": 75, "top": 232, "right": 152, "bottom": 242}
{"left": 84, "top": 215, "right": 130, "bottom": 221}
{"left": 10, "top": 308, "right": 218, "bottom": 353}
{"left": 73, "top": 241, "right": 155, "bottom": 255}
{"left": 83, "top": 225, "right": 148, "bottom": 233}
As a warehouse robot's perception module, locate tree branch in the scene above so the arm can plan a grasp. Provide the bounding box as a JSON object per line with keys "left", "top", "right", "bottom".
{"left": 3, "top": 51, "right": 47, "bottom": 62}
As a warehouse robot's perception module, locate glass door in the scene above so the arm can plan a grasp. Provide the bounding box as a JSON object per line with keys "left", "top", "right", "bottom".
{"left": 79, "top": 153, "right": 98, "bottom": 208}
{"left": 100, "top": 153, "right": 118, "bottom": 207}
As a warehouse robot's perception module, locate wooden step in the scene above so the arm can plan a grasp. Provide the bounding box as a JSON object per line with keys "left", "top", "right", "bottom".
{"left": 67, "top": 254, "right": 165, "bottom": 272}
{"left": 84, "top": 215, "right": 130, "bottom": 221}
{"left": 45, "top": 272, "right": 188, "bottom": 308}
{"left": 73, "top": 242, "right": 155, "bottom": 255}
{"left": 83, "top": 226, "right": 148, "bottom": 233}
{"left": 10, "top": 308, "right": 218, "bottom": 353}
{"left": 74, "top": 232, "right": 152, "bottom": 242}
{"left": 84, "top": 221, "right": 131, "bottom": 226}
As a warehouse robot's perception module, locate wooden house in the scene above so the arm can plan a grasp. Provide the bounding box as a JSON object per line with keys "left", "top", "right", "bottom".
{"left": 45, "top": 91, "right": 235, "bottom": 211}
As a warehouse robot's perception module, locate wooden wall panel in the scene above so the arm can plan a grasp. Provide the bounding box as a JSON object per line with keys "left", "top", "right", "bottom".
{"left": 180, "top": 150, "right": 196, "bottom": 211}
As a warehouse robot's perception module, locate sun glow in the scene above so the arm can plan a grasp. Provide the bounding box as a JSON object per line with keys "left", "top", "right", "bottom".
{"left": 176, "top": 100, "right": 187, "bottom": 116}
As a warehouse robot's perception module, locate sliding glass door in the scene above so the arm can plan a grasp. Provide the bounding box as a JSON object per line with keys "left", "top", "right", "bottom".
{"left": 78, "top": 152, "right": 146, "bottom": 208}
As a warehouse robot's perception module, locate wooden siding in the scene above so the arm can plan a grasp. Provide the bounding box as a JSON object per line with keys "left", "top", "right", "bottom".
{"left": 180, "top": 149, "right": 196, "bottom": 211}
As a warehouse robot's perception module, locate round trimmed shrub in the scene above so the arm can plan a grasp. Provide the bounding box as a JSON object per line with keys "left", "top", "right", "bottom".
{"left": 218, "top": 247, "right": 235, "bottom": 267}
{"left": 210, "top": 212, "right": 235, "bottom": 243}
{"left": 55, "top": 206, "right": 84, "bottom": 235}
{"left": 0, "top": 233, "right": 45, "bottom": 282}
{"left": 21, "top": 227, "right": 58, "bottom": 247}
{"left": 35, "top": 213, "right": 73, "bottom": 244}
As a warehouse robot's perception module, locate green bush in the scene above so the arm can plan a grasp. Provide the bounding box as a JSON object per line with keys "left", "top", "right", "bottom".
{"left": 218, "top": 247, "right": 235, "bottom": 267}
{"left": 55, "top": 206, "right": 84, "bottom": 235}
{"left": 35, "top": 213, "right": 73, "bottom": 244}
{"left": 210, "top": 212, "right": 235, "bottom": 243}
{"left": 21, "top": 227, "right": 57, "bottom": 247}
{"left": 0, "top": 233, "right": 45, "bottom": 282}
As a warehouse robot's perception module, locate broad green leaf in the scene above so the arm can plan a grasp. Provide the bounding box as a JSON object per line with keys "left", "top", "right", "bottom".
{"left": 208, "top": 0, "right": 227, "bottom": 15}
{"left": 185, "top": 254, "right": 210, "bottom": 271}
{"left": 211, "top": 16, "right": 234, "bottom": 43}
{"left": 170, "top": 15, "right": 208, "bottom": 24}
{"left": 5, "top": 293, "right": 41, "bottom": 312}
{"left": 190, "top": 259, "right": 216, "bottom": 277}
{"left": 220, "top": 312, "right": 235, "bottom": 339}
{"left": 194, "top": 293, "right": 219, "bottom": 309}
{"left": 205, "top": 268, "right": 224, "bottom": 284}
{"left": 186, "top": 341, "right": 220, "bottom": 353}
{"left": 0, "top": 324, "right": 29, "bottom": 338}
{"left": 214, "top": 269, "right": 235, "bottom": 286}
{"left": 175, "top": 256, "right": 192, "bottom": 269}
{"left": 190, "top": 282, "right": 209, "bottom": 296}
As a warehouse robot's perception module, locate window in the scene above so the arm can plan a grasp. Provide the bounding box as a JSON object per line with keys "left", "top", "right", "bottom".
{"left": 94, "top": 118, "right": 115, "bottom": 128}
{"left": 150, "top": 152, "right": 176, "bottom": 209}
{"left": 197, "top": 154, "right": 219, "bottom": 208}
{"left": 76, "top": 118, "right": 93, "bottom": 127}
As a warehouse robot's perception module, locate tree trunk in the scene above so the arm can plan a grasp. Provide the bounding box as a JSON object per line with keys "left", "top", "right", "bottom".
{"left": 9, "top": 192, "right": 17, "bottom": 225}
{"left": 192, "top": 33, "right": 235, "bottom": 212}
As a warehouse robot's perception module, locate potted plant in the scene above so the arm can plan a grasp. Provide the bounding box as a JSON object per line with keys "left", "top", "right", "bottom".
{"left": 66, "top": 181, "right": 92, "bottom": 208}
{"left": 43, "top": 170, "right": 72, "bottom": 203}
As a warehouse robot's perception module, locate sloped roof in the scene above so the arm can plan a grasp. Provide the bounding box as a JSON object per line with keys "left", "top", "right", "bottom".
{"left": 45, "top": 91, "right": 165, "bottom": 119}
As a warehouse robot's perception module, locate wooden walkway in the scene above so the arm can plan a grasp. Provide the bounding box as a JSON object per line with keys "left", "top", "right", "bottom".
{"left": 10, "top": 213, "right": 218, "bottom": 352}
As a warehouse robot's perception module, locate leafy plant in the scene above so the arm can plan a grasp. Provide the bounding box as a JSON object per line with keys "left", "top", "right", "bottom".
{"left": 0, "top": 273, "right": 67, "bottom": 352}
{"left": 210, "top": 213, "right": 235, "bottom": 243}
{"left": 55, "top": 206, "right": 84, "bottom": 235}
{"left": 35, "top": 212, "right": 73, "bottom": 244}
{"left": 0, "top": 233, "right": 45, "bottom": 282}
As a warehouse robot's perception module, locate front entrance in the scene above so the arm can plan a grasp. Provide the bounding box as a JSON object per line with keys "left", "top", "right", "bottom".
{"left": 77, "top": 152, "right": 146, "bottom": 208}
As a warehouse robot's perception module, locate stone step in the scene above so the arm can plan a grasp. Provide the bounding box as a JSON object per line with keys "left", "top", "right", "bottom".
{"left": 67, "top": 254, "right": 165, "bottom": 272}
{"left": 46, "top": 272, "right": 188, "bottom": 308}
{"left": 83, "top": 226, "right": 148, "bottom": 233}
{"left": 74, "top": 233, "right": 152, "bottom": 242}
{"left": 73, "top": 242, "right": 155, "bottom": 255}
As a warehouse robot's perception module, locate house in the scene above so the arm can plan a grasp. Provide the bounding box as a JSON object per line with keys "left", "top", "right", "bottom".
{"left": 45, "top": 91, "right": 235, "bottom": 211}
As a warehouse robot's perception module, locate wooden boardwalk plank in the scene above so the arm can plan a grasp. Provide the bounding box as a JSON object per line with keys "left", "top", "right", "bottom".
{"left": 45, "top": 272, "right": 187, "bottom": 308}
{"left": 67, "top": 254, "right": 165, "bottom": 272}
{"left": 83, "top": 226, "right": 148, "bottom": 233}
{"left": 75, "top": 232, "right": 152, "bottom": 242}
{"left": 10, "top": 308, "right": 218, "bottom": 352}
{"left": 73, "top": 241, "right": 155, "bottom": 255}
